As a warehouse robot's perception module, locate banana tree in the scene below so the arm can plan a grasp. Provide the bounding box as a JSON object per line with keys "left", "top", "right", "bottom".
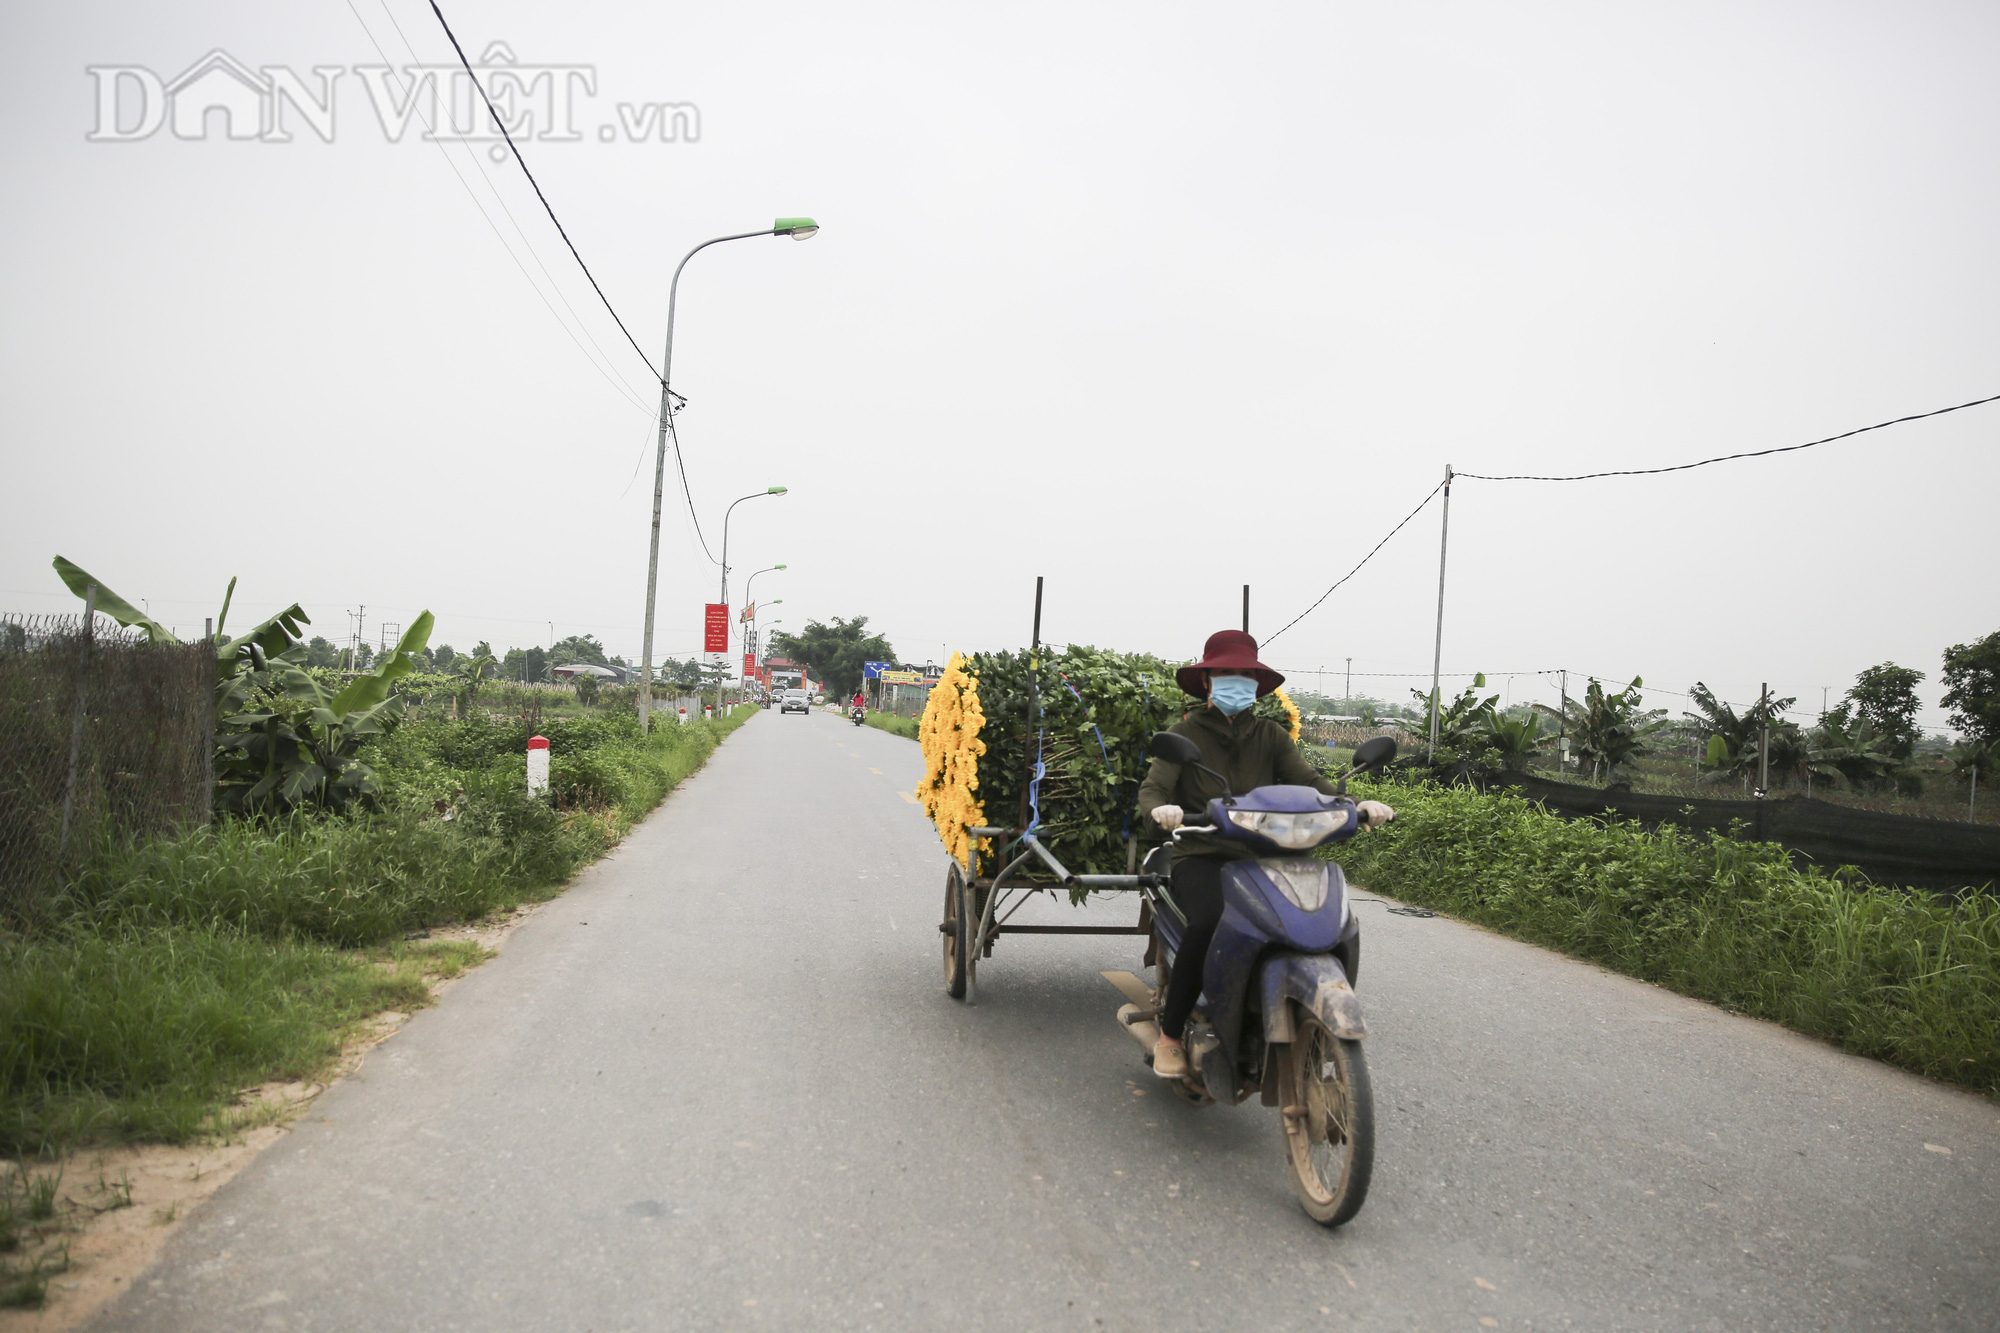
{"left": 1538, "top": 676, "right": 1665, "bottom": 783}
{"left": 1410, "top": 675, "right": 1500, "bottom": 747}
{"left": 216, "top": 613, "right": 435, "bottom": 811}
{"left": 54, "top": 555, "right": 432, "bottom": 812}
{"left": 54, "top": 555, "right": 309, "bottom": 716}
{"left": 1482, "top": 709, "right": 1544, "bottom": 771}
{"left": 454, "top": 651, "right": 498, "bottom": 709}
{"left": 1808, "top": 716, "right": 1901, "bottom": 791}
{"left": 1409, "top": 675, "right": 1503, "bottom": 771}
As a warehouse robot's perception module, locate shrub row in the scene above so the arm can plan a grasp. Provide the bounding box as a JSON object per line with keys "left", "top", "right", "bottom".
{"left": 1331, "top": 778, "right": 2000, "bottom": 1095}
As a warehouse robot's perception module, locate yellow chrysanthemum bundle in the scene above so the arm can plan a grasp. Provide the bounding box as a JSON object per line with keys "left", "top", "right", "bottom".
{"left": 1273, "top": 686, "right": 1302, "bottom": 742}
{"left": 915, "top": 652, "right": 988, "bottom": 870}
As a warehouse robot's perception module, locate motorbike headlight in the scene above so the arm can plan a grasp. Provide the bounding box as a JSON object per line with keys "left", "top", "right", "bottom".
{"left": 1263, "top": 859, "right": 1329, "bottom": 912}
{"left": 1226, "top": 808, "right": 1340, "bottom": 849}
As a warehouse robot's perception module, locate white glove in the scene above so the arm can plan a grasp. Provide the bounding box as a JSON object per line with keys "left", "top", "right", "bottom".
{"left": 1150, "top": 804, "right": 1184, "bottom": 831}
{"left": 1357, "top": 800, "right": 1396, "bottom": 829}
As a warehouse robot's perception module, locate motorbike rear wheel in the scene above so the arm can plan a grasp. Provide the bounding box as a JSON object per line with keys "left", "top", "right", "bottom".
{"left": 1277, "top": 1008, "right": 1374, "bottom": 1227}
{"left": 942, "top": 862, "right": 970, "bottom": 999}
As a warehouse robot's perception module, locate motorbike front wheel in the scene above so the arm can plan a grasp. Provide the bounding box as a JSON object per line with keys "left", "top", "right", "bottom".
{"left": 1277, "top": 1008, "right": 1374, "bottom": 1227}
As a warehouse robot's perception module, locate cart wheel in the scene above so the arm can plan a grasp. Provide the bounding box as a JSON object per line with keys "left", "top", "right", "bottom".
{"left": 942, "top": 862, "right": 970, "bottom": 999}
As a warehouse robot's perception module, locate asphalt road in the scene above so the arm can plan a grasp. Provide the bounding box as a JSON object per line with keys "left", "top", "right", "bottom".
{"left": 91, "top": 709, "right": 1999, "bottom": 1331}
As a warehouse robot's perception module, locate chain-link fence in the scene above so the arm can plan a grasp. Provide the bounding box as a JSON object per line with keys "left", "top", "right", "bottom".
{"left": 0, "top": 613, "right": 212, "bottom": 923}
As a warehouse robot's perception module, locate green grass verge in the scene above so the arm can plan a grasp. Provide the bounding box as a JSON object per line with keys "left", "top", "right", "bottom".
{"left": 0, "top": 705, "right": 758, "bottom": 1156}
{"left": 864, "top": 712, "right": 920, "bottom": 741}
{"left": 1331, "top": 778, "right": 2000, "bottom": 1096}
{"left": 0, "top": 928, "right": 435, "bottom": 1149}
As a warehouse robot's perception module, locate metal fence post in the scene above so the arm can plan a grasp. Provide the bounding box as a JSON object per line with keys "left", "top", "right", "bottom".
{"left": 202, "top": 616, "right": 217, "bottom": 824}
{"left": 58, "top": 584, "right": 97, "bottom": 857}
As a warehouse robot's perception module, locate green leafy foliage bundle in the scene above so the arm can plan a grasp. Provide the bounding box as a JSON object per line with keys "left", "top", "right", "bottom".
{"left": 966, "top": 646, "right": 1181, "bottom": 878}
{"left": 958, "top": 645, "right": 1299, "bottom": 879}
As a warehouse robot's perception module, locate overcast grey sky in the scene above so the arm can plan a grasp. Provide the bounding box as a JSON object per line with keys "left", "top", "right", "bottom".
{"left": 3, "top": 1, "right": 1995, "bottom": 729}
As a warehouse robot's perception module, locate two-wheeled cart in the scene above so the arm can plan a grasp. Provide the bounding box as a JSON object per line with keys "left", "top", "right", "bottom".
{"left": 939, "top": 825, "right": 1172, "bottom": 1006}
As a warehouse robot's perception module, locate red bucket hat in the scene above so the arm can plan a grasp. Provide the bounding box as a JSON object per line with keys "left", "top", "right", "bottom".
{"left": 1176, "top": 630, "right": 1285, "bottom": 699}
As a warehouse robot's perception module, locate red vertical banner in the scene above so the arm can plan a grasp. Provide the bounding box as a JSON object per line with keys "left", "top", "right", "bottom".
{"left": 703, "top": 603, "right": 729, "bottom": 653}
{"left": 742, "top": 653, "right": 756, "bottom": 678}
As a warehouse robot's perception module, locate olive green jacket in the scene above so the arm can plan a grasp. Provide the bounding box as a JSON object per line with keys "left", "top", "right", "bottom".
{"left": 1135, "top": 706, "right": 1338, "bottom": 861}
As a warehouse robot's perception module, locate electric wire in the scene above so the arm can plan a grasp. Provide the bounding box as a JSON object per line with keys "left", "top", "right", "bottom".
{"left": 666, "top": 409, "right": 720, "bottom": 564}
{"left": 425, "top": 0, "right": 664, "bottom": 382}
{"left": 1260, "top": 479, "right": 1447, "bottom": 647}
{"left": 1456, "top": 391, "right": 2000, "bottom": 482}
{"left": 1269, "top": 389, "right": 2000, "bottom": 649}
{"left": 400, "top": 1, "right": 722, "bottom": 576}
{"left": 342, "top": 1, "right": 655, "bottom": 418}
{"left": 361, "top": 0, "right": 656, "bottom": 413}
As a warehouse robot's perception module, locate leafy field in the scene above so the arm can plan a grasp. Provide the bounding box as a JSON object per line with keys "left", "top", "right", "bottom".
{"left": 0, "top": 707, "right": 755, "bottom": 1154}
{"left": 1332, "top": 778, "right": 2000, "bottom": 1096}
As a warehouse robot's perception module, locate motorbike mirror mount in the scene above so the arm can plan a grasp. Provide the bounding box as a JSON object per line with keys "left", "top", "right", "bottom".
{"left": 1336, "top": 735, "right": 1399, "bottom": 795}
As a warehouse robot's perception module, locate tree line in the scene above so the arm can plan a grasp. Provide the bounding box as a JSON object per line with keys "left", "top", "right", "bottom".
{"left": 1414, "top": 628, "right": 2000, "bottom": 795}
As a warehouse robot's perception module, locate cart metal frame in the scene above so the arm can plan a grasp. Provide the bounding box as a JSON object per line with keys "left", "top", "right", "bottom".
{"left": 944, "top": 825, "right": 1187, "bottom": 1004}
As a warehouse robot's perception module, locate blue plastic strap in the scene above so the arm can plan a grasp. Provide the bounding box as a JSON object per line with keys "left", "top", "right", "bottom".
{"left": 1059, "top": 671, "right": 1126, "bottom": 839}
{"left": 1025, "top": 727, "right": 1046, "bottom": 836}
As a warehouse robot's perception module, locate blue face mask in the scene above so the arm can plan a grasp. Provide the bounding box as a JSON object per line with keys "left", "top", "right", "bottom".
{"left": 1210, "top": 675, "right": 1257, "bottom": 716}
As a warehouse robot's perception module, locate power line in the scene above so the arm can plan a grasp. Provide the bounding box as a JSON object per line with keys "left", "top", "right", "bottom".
{"left": 666, "top": 407, "right": 719, "bottom": 564}
{"left": 351, "top": 0, "right": 656, "bottom": 416}
{"left": 417, "top": 3, "right": 720, "bottom": 580}
{"left": 425, "top": 0, "right": 663, "bottom": 383}
{"left": 1270, "top": 667, "right": 1560, "bottom": 680}
{"left": 1270, "top": 388, "right": 2000, "bottom": 645}
{"left": 1261, "top": 479, "right": 1447, "bottom": 647}
{"left": 1456, "top": 390, "right": 2000, "bottom": 482}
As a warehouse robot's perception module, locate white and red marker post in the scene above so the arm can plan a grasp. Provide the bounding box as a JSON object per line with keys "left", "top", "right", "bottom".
{"left": 526, "top": 734, "right": 550, "bottom": 795}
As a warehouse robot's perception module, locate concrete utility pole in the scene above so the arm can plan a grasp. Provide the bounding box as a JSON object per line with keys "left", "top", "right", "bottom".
{"left": 1558, "top": 669, "right": 1568, "bottom": 773}
{"left": 1346, "top": 657, "right": 1352, "bottom": 705}
{"left": 1428, "top": 465, "right": 1454, "bottom": 753}
{"left": 1757, "top": 682, "right": 1771, "bottom": 799}
{"left": 1242, "top": 585, "right": 1250, "bottom": 634}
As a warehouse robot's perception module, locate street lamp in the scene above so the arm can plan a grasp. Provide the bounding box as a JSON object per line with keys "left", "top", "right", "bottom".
{"left": 720, "top": 489, "right": 787, "bottom": 630}
{"left": 637, "top": 218, "right": 821, "bottom": 731}
{"left": 720, "top": 488, "right": 780, "bottom": 664}
{"left": 741, "top": 565, "right": 786, "bottom": 692}
{"left": 709, "top": 488, "right": 785, "bottom": 711}
{"left": 742, "top": 564, "right": 786, "bottom": 610}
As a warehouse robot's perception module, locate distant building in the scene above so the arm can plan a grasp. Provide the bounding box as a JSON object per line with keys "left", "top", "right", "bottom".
{"left": 553, "top": 663, "right": 627, "bottom": 683}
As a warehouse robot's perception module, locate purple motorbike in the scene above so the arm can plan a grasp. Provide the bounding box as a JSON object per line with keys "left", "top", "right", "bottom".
{"left": 1113, "top": 731, "right": 1397, "bottom": 1227}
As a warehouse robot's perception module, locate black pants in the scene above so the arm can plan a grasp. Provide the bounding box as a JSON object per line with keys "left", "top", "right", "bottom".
{"left": 1160, "top": 857, "right": 1226, "bottom": 1041}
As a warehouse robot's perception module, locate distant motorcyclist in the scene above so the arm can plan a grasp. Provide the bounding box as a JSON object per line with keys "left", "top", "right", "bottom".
{"left": 1136, "top": 631, "right": 1393, "bottom": 1080}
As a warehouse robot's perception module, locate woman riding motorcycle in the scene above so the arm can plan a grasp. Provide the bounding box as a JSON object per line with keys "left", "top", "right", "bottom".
{"left": 1135, "top": 630, "right": 1394, "bottom": 1080}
